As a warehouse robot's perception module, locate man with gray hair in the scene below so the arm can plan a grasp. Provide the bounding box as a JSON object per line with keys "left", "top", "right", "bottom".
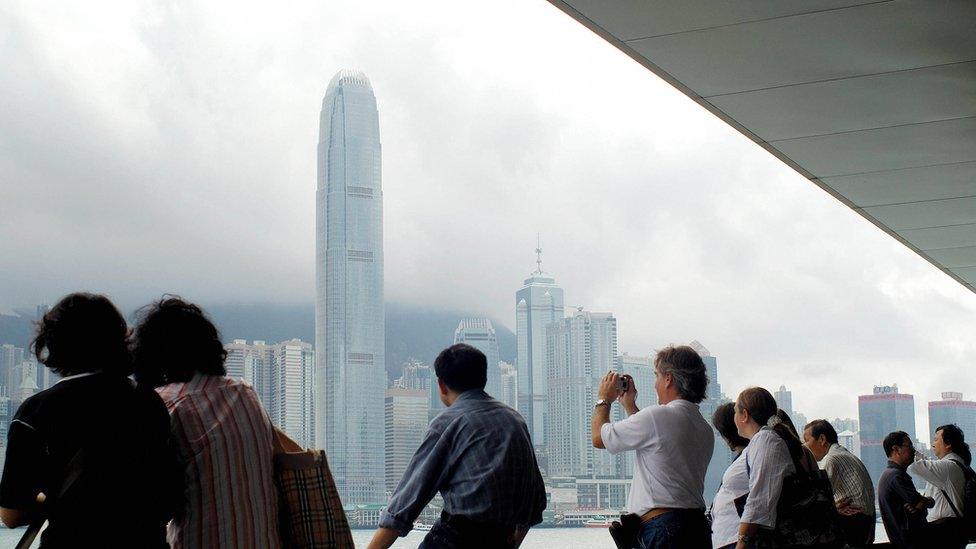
{"left": 591, "top": 345, "right": 714, "bottom": 548}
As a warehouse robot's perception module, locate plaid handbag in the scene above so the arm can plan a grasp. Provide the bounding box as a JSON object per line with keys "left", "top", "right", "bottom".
{"left": 273, "top": 429, "right": 354, "bottom": 548}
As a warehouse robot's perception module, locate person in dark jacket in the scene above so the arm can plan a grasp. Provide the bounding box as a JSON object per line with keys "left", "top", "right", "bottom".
{"left": 0, "top": 293, "right": 182, "bottom": 548}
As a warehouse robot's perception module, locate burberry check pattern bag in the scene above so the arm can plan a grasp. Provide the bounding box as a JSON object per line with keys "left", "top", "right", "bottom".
{"left": 273, "top": 429, "right": 354, "bottom": 548}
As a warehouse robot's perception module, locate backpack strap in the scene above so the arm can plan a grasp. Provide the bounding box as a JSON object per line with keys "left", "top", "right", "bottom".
{"left": 939, "top": 459, "right": 967, "bottom": 519}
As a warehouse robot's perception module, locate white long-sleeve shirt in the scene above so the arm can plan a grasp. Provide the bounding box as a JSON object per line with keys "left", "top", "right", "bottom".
{"left": 601, "top": 399, "right": 714, "bottom": 515}
{"left": 907, "top": 452, "right": 967, "bottom": 521}
{"left": 740, "top": 427, "right": 796, "bottom": 529}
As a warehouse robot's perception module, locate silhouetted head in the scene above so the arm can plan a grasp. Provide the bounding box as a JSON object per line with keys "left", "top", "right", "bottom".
{"left": 712, "top": 401, "right": 749, "bottom": 452}
{"left": 433, "top": 343, "right": 487, "bottom": 404}
{"left": 935, "top": 424, "right": 972, "bottom": 466}
{"left": 653, "top": 345, "right": 708, "bottom": 404}
{"left": 32, "top": 292, "right": 131, "bottom": 377}
{"left": 132, "top": 297, "right": 226, "bottom": 387}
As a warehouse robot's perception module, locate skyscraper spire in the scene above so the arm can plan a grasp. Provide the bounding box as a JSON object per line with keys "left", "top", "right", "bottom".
{"left": 534, "top": 234, "right": 543, "bottom": 274}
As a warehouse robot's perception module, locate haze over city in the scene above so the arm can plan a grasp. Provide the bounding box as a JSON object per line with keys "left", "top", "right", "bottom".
{"left": 2, "top": 0, "right": 975, "bottom": 439}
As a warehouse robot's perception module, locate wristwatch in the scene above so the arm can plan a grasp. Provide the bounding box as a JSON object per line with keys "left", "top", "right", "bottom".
{"left": 595, "top": 399, "right": 611, "bottom": 409}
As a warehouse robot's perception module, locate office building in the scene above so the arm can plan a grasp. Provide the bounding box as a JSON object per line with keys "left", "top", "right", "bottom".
{"left": 545, "top": 309, "right": 617, "bottom": 477}
{"left": 928, "top": 392, "right": 976, "bottom": 449}
{"left": 774, "top": 385, "right": 794, "bottom": 417}
{"left": 516, "top": 243, "right": 564, "bottom": 450}
{"left": 224, "top": 339, "right": 274, "bottom": 408}
{"left": 384, "top": 388, "right": 429, "bottom": 494}
{"left": 272, "top": 339, "right": 315, "bottom": 448}
{"left": 453, "top": 318, "right": 501, "bottom": 398}
{"left": 1, "top": 344, "right": 25, "bottom": 395}
{"left": 615, "top": 354, "right": 657, "bottom": 410}
{"left": 690, "top": 342, "right": 732, "bottom": 502}
{"left": 398, "top": 360, "right": 443, "bottom": 421}
{"left": 499, "top": 361, "right": 518, "bottom": 409}
{"left": 859, "top": 385, "right": 916, "bottom": 486}
{"left": 316, "top": 69, "right": 386, "bottom": 503}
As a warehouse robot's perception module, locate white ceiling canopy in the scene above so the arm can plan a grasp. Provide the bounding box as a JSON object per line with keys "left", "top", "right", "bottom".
{"left": 547, "top": 0, "right": 976, "bottom": 293}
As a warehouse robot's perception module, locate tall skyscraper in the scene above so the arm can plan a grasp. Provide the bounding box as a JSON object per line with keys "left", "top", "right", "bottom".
{"left": 615, "top": 354, "right": 658, "bottom": 410}
{"left": 384, "top": 388, "right": 429, "bottom": 494}
{"left": 453, "top": 318, "right": 501, "bottom": 398}
{"left": 859, "top": 385, "right": 916, "bottom": 486}
{"left": 686, "top": 342, "right": 732, "bottom": 501}
{"left": 224, "top": 339, "right": 274, "bottom": 407}
{"left": 516, "top": 243, "right": 564, "bottom": 450}
{"left": 10, "top": 359, "right": 38, "bottom": 411}
{"left": 689, "top": 341, "right": 721, "bottom": 401}
{"left": 272, "top": 339, "right": 316, "bottom": 448}
{"left": 1, "top": 344, "right": 25, "bottom": 396}
{"left": 774, "top": 385, "right": 794, "bottom": 417}
{"left": 545, "top": 309, "right": 617, "bottom": 477}
{"left": 316, "top": 69, "right": 386, "bottom": 504}
{"left": 928, "top": 392, "right": 976, "bottom": 449}
{"left": 499, "top": 362, "right": 518, "bottom": 409}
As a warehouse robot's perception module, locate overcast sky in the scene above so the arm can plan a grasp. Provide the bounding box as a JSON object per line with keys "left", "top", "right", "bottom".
{"left": 2, "top": 0, "right": 974, "bottom": 436}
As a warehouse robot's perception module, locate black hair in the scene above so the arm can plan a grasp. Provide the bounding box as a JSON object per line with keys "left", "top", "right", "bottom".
{"left": 805, "top": 419, "right": 839, "bottom": 445}
{"left": 936, "top": 424, "right": 972, "bottom": 466}
{"left": 31, "top": 292, "right": 131, "bottom": 377}
{"left": 433, "top": 343, "right": 487, "bottom": 393}
{"left": 883, "top": 431, "right": 912, "bottom": 457}
{"left": 712, "top": 402, "right": 749, "bottom": 451}
{"left": 132, "top": 297, "right": 227, "bottom": 387}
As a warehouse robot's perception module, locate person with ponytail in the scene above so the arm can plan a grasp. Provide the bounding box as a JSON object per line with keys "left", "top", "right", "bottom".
{"left": 907, "top": 424, "right": 971, "bottom": 548}
{"left": 732, "top": 387, "right": 802, "bottom": 548}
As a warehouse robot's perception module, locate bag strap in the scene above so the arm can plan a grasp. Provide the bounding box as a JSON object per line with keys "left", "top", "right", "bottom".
{"left": 941, "top": 488, "right": 963, "bottom": 519}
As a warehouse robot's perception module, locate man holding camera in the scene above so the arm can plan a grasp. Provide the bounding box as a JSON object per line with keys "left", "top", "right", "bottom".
{"left": 591, "top": 345, "right": 714, "bottom": 549}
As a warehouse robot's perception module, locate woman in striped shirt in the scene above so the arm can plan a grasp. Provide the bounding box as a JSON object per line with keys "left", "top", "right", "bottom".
{"left": 133, "top": 297, "right": 281, "bottom": 549}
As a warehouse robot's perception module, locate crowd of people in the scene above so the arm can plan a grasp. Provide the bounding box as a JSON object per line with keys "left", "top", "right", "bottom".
{"left": 0, "top": 292, "right": 972, "bottom": 549}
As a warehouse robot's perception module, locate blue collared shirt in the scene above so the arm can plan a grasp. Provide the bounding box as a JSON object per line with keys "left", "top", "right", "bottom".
{"left": 379, "top": 390, "right": 546, "bottom": 536}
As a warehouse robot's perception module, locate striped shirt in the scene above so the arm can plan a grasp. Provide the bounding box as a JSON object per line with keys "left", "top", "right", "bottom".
{"left": 158, "top": 374, "right": 281, "bottom": 549}
{"left": 819, "top": 443, "right": 875, "bottom": 516}
{"left": 379, "top": 390, "right": 546, "bottom": 536}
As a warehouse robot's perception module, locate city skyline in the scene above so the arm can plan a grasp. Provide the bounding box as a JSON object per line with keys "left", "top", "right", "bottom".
{"left": 2, "top": 0, "right": 975, "bottom": 456}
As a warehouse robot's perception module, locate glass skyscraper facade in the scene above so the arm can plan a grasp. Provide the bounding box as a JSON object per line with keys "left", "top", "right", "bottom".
{"left": 858, "top": 385, "right": 915, "bottom": 487}
{"left": 928, "top": 392, "right": 976, "bottom": 450}
{"left": 316, "top": 69, "right": 386, "bottom": 504}
{"left": 516, "top": 249, "right": 564, "bottom": 450}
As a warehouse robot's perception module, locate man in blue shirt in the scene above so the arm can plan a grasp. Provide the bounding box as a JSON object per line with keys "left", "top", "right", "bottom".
{"left": 878, "top": 431, "right": 933, "bottom": 549}
{"left": 368, "top": 344, "right": 546, "bottom": 549}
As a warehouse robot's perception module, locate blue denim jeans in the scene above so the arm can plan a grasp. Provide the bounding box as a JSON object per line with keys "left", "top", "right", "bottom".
{"left": 638, "top": 509, "right": 711, "bottom": 549}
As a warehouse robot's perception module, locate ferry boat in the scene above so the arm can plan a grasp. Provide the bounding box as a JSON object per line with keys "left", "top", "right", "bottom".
{"left": 582, "top": 516, "right": 612, "bottom": 528}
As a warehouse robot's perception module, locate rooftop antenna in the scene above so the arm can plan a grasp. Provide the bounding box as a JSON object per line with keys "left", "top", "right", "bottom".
{"left": 534, "top": 234, "right": 543, "bottom": 274}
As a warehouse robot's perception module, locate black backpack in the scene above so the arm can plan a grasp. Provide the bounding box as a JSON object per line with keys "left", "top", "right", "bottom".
{"left": 942, "top": 459, "right": 976, "bottom": 543}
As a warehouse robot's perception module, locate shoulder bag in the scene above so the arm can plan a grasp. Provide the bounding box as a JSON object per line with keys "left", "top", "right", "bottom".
{"left": 273, "top": 428, "right": 354, "bottom": 548}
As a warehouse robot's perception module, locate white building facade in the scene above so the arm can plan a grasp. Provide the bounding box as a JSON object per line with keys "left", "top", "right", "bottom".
{"left": 453, "top": 318, "right": 501, "bottom": 398}
{"left": 545, "top": 309, "right": 618, "bottom": 478}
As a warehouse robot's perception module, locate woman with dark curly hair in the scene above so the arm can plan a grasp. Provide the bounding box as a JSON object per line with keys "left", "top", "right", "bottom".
{"left": 132, "top": 296, "right": 280, "bottom": 549}
{"left": 0, "top": 292, "right": 180, "bottom": 548}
